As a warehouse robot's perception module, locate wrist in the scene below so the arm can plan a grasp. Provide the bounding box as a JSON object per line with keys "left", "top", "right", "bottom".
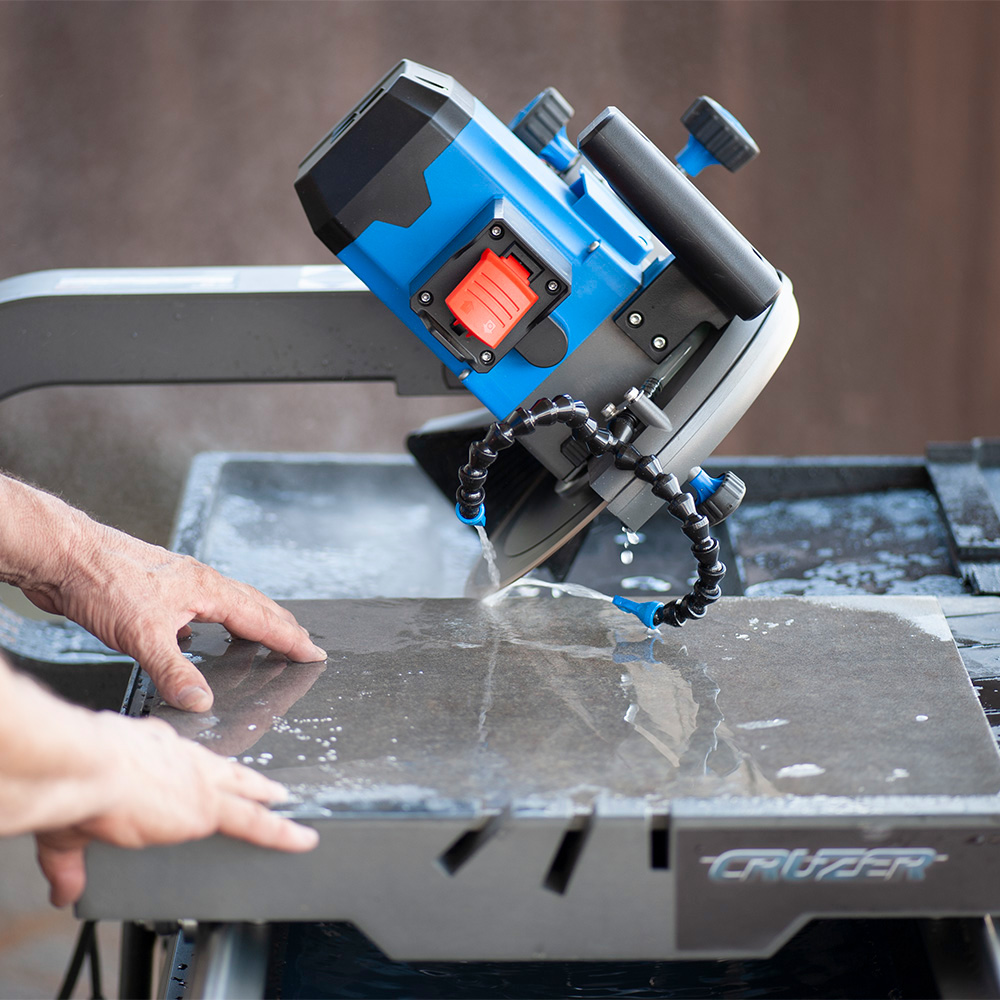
{"left": 0, "top": 667, "right": 120, "bottom": 835}
{"left": 0, "top": 476, "right": 96, "bottom": 593}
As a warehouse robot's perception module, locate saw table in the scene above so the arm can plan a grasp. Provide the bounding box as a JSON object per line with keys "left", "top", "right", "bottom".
{"left": 67, "top": 449, "right": 1000, "bottom": 999}
{"left": 4, "top": 266, "right": 1000, "bottom": 996}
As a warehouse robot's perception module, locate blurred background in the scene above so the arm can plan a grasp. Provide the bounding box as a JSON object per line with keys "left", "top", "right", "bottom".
{"left": 1, "top": 0, "right": 999, "bottom": 544}
{"left": 0, "top": 3, "right": 998, "bottom": 993}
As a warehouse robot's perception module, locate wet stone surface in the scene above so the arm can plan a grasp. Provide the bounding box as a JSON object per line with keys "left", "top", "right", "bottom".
{"left": 154, "top": 595, "right": 1000, "bottom": 812}
{"left": 189, "top": 458, "right": 481, "bottom": 600}
{"left": 728, "top": 489, "right": 964, "bottom": 597}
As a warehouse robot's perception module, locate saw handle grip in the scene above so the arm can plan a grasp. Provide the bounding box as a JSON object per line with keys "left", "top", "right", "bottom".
{"left": 578, "top": 107, "right": 780, "bottom": 320}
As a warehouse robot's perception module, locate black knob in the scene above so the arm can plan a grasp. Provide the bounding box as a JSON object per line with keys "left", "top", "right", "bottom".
{"left": 579, "top": 107, "right": 780, "bottom": 319}
{"left": 680, "top": 96, "right": 759, "bottom": 173}
{"left": 697, "top": 471, "right": 746, "bottom": 526}
{"left": 512, "top": 87, "right": 574, "bottom": 155}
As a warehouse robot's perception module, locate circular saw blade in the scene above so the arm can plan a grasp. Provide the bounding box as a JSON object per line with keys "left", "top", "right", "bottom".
{"left": 465, "top": 470, "right": 607, "bottom": 596}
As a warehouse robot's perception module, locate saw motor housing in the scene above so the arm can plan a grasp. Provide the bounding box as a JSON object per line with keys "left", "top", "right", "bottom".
{"left": 295, "top": 60, "right": 798, "bottom": 574}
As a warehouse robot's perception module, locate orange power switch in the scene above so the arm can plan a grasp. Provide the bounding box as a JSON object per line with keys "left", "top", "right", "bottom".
{"left": 445, "top": 249, "right": 538, "bottom": 349}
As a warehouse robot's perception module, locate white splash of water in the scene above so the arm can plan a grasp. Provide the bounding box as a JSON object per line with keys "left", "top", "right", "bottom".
{"left": 483, "top": 576, "right": 614, "bottom": 607}
{"left": 474, "top": 524, "right": 501, "bottom": 589}
{"left": 736, "top": 719, "right": 790, "bottom": 731}
{"left": 776, "top": 763, "right": 826, "bottom": 779}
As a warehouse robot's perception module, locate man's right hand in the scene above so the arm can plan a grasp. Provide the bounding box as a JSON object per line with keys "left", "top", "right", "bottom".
{"left": 0, "top": 663, "right": 318, "bottom": 907}
{"left": 0, "top": 472, "right": 327, "bottom": 714}
{"left": 36, "top": 711, "right": 318, "bottom": 906}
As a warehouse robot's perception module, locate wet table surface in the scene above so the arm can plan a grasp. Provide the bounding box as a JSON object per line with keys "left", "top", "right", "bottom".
{"left": 151, "top": 595, "right": 1000, "bottom": 812}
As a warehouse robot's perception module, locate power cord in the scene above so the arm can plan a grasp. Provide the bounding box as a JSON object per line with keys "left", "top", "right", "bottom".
{"left": 57, "top": 919, "right": 103, "bottom": 1000}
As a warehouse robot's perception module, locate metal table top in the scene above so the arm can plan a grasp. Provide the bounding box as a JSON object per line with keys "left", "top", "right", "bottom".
{"left": 155, "top": 595, "right": 999, "bottom": 809}
{"left": 79, "top": 594, "right": 1000, "bottom": 959}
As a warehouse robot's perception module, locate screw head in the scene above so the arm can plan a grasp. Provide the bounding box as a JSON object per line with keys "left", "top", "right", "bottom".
{"left": 627, "top": 311, "right": 644, "bottom": 328}
{"left": 418, "top": 290, "right": 433, "bottom": 306}
{"left": 600, "top": 403, "right": 617, "bottom": 421}
{"left": 546, "top": 279, "right": 560, "bottom": 294}
{"left": 651, "top": 335, "right": 667, "bottom": 351}
{"left": 479, "top": 350, "right": 495, "bottom": 364}
{"left": 489, "top": 224, "right": 504, "bottom": 239}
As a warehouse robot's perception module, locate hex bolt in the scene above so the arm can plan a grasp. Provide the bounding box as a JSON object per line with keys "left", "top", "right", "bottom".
{"left": 480, "top": 350, "right": 495, "bottom": 364}
{"left": 600, "top": 402, "right": 617, "bottom": 421}
{"left": 418, "top": 290, "right": 433, "bottom": 306}
{"left": 546, "top": 279, "right": 560, "bottom": 294}
{"left": 651, "top": 335, "right": 667, "bottom": 350}
{"left": 490, "top": 224, "right": 504, "bottom": 239}
{"left": 628, "top": 311, "right": 644, "bottom": 328}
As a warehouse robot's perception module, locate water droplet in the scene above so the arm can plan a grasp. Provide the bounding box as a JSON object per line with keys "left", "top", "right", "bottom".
{"left": 620, "top": 550, "right": 634, "bottom": 565}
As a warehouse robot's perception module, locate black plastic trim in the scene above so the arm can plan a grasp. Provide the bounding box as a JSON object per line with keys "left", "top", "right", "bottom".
{"left": 295, "top": 60, "right": 475, "bottom": 256}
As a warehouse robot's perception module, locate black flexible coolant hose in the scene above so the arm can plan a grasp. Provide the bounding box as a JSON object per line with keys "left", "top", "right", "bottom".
{"left": 455, "top": 394, "right": 726, "bottom": 627}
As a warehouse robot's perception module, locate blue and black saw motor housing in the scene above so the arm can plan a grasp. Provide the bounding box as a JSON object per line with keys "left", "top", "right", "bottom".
{"left": 295, "top": 59, "right": 797, "bottom": 544}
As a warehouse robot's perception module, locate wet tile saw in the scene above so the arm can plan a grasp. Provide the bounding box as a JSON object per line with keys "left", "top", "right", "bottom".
{"left": 295, "top": 59, "right": 798, "bottom": 624}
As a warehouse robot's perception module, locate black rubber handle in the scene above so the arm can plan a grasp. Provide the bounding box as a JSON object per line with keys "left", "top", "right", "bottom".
{"left": 578, "top": 107, "right": 780, "bottom": 320}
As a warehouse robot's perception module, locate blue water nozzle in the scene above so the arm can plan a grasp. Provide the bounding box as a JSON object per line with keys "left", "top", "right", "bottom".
{"left": 455, "top": 502, "right": 487, "bottom": 528}
{"left": 613, "top": 595, "right": 664, "bottom": 629}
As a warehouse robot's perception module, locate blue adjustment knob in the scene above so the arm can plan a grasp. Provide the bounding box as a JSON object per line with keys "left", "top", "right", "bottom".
{"left": 686, "top": 468, "right": 746, "bottom": 526}
{"left": 676, "top": 96, "right": 759, "bottom": 177}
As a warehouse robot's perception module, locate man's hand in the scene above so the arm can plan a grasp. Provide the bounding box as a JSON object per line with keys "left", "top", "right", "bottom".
{"left": 0, "top": 664, "right": 319, "bottom": 907}
{"left": 0, "top": 474, "right": 326, "bottom": 712}
{"left": 34, "top": 712, "right": 318, "bottom": 906}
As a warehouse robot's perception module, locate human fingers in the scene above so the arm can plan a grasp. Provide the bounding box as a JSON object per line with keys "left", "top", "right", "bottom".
{"left": 216, "top": 794, "right": 319, "bottom": 852}
{"left": 35, "top": 832, "right": 89, "bottom": 908}
{"left": 226, "top": 581, "right": 300, "bottom": 627}
{"left": 215, "top": 756, "right": 291, "bottom": 804}
{"left": 195, "top": 586, "right": 326, "bottom": 663}
{"left": 135, "top": 634, "right": 214, "bottom": 713}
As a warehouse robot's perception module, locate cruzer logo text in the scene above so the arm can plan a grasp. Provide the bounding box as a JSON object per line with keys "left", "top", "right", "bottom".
{"left": 700, "top": 847, "right": 948, "bottom": 883}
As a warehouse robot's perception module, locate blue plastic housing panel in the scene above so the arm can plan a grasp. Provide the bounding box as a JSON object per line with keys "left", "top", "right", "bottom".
{"left": 338, "top": 99, "right": 653, "bottom": 418}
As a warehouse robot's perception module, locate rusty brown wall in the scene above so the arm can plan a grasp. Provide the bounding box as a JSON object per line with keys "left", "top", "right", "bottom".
{"left": 1, "top": 1, "right": 999, "bottom": 542}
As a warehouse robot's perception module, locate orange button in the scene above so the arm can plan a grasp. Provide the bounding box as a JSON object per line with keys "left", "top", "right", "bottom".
{"left": 445, "top": 249, "right": 538, "bottom": 349}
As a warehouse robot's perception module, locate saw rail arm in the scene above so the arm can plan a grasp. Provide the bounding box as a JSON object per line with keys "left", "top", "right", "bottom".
{"left": 0, "top": 265, "right": 460, "bottom": 402}
{"left": 0, "top": 264, "right": 465, "bottom": 671}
